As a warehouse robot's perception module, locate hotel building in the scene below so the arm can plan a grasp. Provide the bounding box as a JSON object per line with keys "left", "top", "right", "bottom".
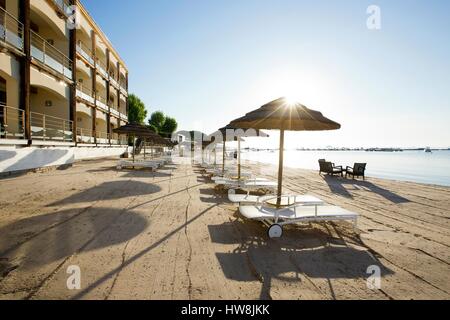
{"left": 0, "top": 0, "right": 129, "bottom": 148}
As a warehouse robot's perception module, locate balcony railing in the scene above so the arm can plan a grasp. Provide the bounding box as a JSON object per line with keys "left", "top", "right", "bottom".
{"left": 76, "top": 127, "right": 95, "bottom": 144}
{"left": 0, "top": 7, "right": 24, "bottom": 52}
{"left": 95, "top": 95, "right": 108, "bottom": 112}
{"left": 30, "top": 111, "right": 73, "bottom": 142}
{"left": 76, "top": 83, "right": 95, "bottom": 105}
{"left": 0, "top": 105, "right": 25, "bottom": 139}
{"left": 110, "top": 132, "right": 127, "bottom": 145}
{"left": 120, "top": 111, "right": 128, "bottom": 121}
{"left": 110, "top": 107, "right": 120, "bottom": 117}
{"left": 52, "top": 0, "right": 71, "bottom": 17}
{"left": 76, "top": 41, "right": 94, "bottom": 65}
{"left": 31, "top": 31, "right": 73, "bottom": 80}
{"left": 110, "top": 76, "right": 119, "bottom": 89}
{"left": 96, "top": 131, "right": 110, "bottom": 144}
{"left": 96, "top": 58, "right": 108, "bottom": 79}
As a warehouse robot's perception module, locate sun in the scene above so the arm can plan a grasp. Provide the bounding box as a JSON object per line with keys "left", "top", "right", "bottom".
{"left": 284, "top": 92, "right": 303, "bottom": 106}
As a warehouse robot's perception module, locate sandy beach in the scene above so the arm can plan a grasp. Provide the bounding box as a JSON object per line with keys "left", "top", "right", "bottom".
{"left": 0, "top": 158, "right": 449, "bottom": 300}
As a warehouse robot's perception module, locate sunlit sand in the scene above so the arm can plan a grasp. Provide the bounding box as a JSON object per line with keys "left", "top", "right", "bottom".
{"left": 0, "top": 159, "right": 448, "bottom": 300}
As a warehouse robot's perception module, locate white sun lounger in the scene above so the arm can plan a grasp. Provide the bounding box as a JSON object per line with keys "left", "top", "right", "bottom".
{"left": 205, "top": 167, "right": 232, "bottom": 175}
{"left": 148, "top": 159, "right": 167, "bottom": 167}
{"left": 214, "top": 178, "right": 277, "bottom": 191}
{"left": 117, "top": 160, "right": 159, "bottom": 170}
{"left": 239, "top": 203, "right": 358, "bottom": 238}
{"left": 229, "top": 192, "right": 324, "bottom": 206}
{"left": 211, "top": 172, "right": 255, "bottom": 182}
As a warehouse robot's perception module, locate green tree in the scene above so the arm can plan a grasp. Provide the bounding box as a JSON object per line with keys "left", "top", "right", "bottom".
{"left": 160, "top": 116, "right": 178, "bottom": 137}
{"left": 148, "top": 124, "right": 159, "bottom": 133}
{"left": 127, "top": 94, "right": 147, "bottom": 124}
{"left": 148, "top": 111, "right": 165, "bottom": 132}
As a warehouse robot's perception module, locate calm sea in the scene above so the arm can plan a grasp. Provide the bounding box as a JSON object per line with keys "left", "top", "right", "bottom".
{"left": 241, "top": 150, "right": 450, "bottom": 187}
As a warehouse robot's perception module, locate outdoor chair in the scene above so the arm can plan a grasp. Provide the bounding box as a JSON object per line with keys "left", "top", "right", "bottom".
{"left": 346, "top": 163, "right": 367, "bottom": 180}
{"left": 319, "top": 160, "right": 343, "bottom": 177}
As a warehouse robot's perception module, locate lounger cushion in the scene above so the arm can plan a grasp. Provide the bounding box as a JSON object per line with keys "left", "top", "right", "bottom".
{"left": 229, "top": 194, "right": 324, "bottom": 205}
{"left": 240, "top": 205, "right": 358, "bottom": 221}
{"left": 117, "top": 160, "right": 159, "bottom": 169}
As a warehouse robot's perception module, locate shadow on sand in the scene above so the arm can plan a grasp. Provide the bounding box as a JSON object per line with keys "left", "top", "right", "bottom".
{"left": 48, "top": 180, "right": 162, "bottom": 206}
{"left": 209, "top": 218, "right": 393, "bottom": 299}
{"left": 0, "top": 207, "right": 148, "bottom": 268}
{"left": 123, "top": 170, "right": 173, "bottom": 179}
{"left": 199, "top": 187, "right": 225, "bottom": 203}
{"left": 71, "top": 203, "right": 219, "bottom": 299}
{"left": 323, "top": 175, "right": 410, "bottom": 203}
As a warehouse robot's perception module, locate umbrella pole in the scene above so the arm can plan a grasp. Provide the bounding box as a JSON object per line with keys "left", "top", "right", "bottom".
{"left": 222, "top": 141, "right": 226, "bottom": 175}
{"left": 277, "top": 129, "right": 285, "bottom": 207}
{"left": 133, "top": 135, "right": 136, "bottom": 163}
{"left": 238, "top": 139, "right": 241, "bottom": 180}
{"left": 214, "top": 146, "right": 217, "bottom": 165}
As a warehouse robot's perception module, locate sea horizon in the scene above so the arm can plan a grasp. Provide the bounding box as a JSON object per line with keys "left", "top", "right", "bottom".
{"left": 241, "top": 149, "right": 450, "bottom": 187}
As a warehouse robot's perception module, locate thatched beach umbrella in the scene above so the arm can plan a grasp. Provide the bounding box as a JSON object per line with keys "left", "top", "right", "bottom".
{"left": 212, "top": 126, "right": 268, "bottom": 178}
{"left": 176, "top": 130, "right": 209, "bottom": 162}
{"left": 113, "top": 123, "right": 162, "bottom": 162}
{"left": 230, "top": 97, "right": 341, "bottom": 206}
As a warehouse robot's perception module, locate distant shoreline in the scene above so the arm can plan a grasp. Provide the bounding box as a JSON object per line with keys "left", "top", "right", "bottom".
{"left": 243, "top": 148, "right": 450, "bottom": 152}
{"left": 244, "top": 160, "right": 450, "bottom": 190}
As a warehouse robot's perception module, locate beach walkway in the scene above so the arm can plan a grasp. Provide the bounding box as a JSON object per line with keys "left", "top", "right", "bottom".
{"left": 0, "top": 159, "right": 449, "bottom": 300}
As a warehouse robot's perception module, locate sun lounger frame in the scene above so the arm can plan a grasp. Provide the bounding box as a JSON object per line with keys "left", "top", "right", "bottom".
{"left": 239, "top": 197, "right": 358, "bottom": 238}
{"left": 117, "top": 160, "right": 161, "bottom": 170}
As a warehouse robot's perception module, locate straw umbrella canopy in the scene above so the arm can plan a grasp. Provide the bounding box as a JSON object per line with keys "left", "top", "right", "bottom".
{"left": 142, "top": 134, "right": 172, "bottom": 158}
{"left": 230, "top": 97, "right": 340, "bottom": 205}
{"left": 113, "top": 123, "right": 162, "bottom": 162}
{"left": 212, "top": 125, "right": 268, "bottom": 178}
{"left": 176, "top": 130, "right": 209, "bottom": 162}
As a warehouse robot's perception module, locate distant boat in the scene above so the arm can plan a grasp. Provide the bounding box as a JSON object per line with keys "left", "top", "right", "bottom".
{"left": 425, "top": 147, "right": 432, "bottom": 153}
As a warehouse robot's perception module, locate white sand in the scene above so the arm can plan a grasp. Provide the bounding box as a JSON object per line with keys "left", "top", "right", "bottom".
{"left": 0, "top": 158, "right": 448, "bottom": 300}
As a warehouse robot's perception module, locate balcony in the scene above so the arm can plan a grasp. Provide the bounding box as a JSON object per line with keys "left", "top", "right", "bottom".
{"left": 110, "top": 106, "right": 120, "bottom": 117}
{"left": 31, "top": 30, "right": 73, "bottom": 80}
{"left": 111, "top": 133, "right": 127, "bottom": 145}
{"left": 76, "top": 83, "right": 95, "bottom": 105}
{"left": 30, "top": 111, "right": 73, "bottom": 142}
{"left": 96, "top": 58, "right": 108, "bottom": 79}
{"left": 0, "top": 7, "right": 24, "bottom": 53}
{"left": 110, "top": 76, "right": 119, "bottom": 89}
{"left": 96, "top": 131, "right": 110, "bottom": 144}
{"left": 119, "top": 79, "right": 127, "bottom": 94}
{"left": 95, "top": 95, "right": 109, "bottom": 113}
{"left": 76, "top": 127, "right": 95, "bottom": 144}
{"left": 51, "top": 0, "right": 71, "bottom": 18}
{"left": 76, "top": 41, "right": 94, "bottom": 65}
{"left": 0, "top": 105, "right": 25, "bottom": 140}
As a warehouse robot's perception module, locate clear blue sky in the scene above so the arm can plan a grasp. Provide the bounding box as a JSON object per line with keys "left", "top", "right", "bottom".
{"left": 83, "top": 0, "right": 450, "bottom": 148}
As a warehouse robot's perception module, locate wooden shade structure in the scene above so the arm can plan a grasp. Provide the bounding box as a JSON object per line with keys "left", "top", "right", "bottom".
{"left": 212, "top": 126, "right": 269, "bottom": 178}
{"left": 176, "top": 130, "right": 209, "bottom": 162}
{"left": 113, "top": 123, "right": 163, "bottom": 162}
{"left": 230, "top": 97, "right": 341, "bottom": 205}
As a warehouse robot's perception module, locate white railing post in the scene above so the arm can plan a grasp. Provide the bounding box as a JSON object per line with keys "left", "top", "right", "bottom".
{"left": 42, "top": 39, "right": 46, "bottom": 65}
{"left": 1, "top": 12, "right": 6, "bottom": 42}
{"left": 42, "top": 114, "right": 46, "bottom": 141}
{"left": 4, "top": 106, "right": 8, "bottom": 137}
{"left": 62, "top": 119, "right": 65, "bottom": 140}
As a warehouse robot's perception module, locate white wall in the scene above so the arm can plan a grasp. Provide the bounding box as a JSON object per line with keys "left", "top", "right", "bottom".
{"left": 0, "top": 146, "right": 130, "bottom": 173}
